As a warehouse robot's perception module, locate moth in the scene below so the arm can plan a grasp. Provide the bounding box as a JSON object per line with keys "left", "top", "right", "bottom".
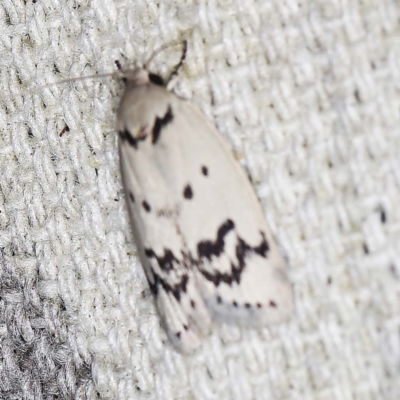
{"left": 116, "top": 42, "right": 293, "bottom": 352}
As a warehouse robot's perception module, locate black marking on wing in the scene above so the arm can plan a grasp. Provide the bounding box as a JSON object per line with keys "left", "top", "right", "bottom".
{"left": 149, "top": 270, "right": 189, "bottom": 302}
{"left": 144, "top": 245, "right": 193, "bottom": 302}
{"left": 129, "top": 192, "right": 135, "bottom": 203}
{"left": 142, "top": 201, "right": 151, "bottom": 212}
{"left": 201, "top": 165, "right": 209, "bottom": 176}
{"left": 152, "top": 105, "right": 174, "bottom": 144}
{"left": 149, "top": 73, "right": 164, "bottom": 86}
{"left": 236, "top": 233, "right": 269, "bottom": 270}
{"left": 145, "top": 248, "right": 179, "bottom": 273}
{"left": 198, "top": 219, "right": 269, "bottom": 287}
{"left": 183, "top": 184, "right": 193, "bottom": 200}
{"left": 119, "top": 128, "right": 146, "bottom": 149}
{"left": 197, "top": 219, "right": 235, "bottom": 261}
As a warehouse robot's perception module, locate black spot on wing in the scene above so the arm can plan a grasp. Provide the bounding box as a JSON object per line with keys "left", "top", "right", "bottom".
{"left": 201, "top": 165, "right": 209, "bottom": 176}
{"left": 197, "top": 219, "right": 235, "bottom": 261}
{"left": 269, "top": 300, "right": 277, "bottom": 308}
{"left": 119, "top": 128, "right": 146, "bottom": 149}
{"left": 129, "top": 192, "right": 135, "bottom": 203}
{"left": 142, "top": 201, "right": 151, "bottom": 212}
{"left": 149, "top": 73, "right": 164, "bottom": 86}
{"left": 183, "top": 184, "right": 193, "bottom": 200}
{"left": 152, "top": 105, "right": 174, "bottom": 144}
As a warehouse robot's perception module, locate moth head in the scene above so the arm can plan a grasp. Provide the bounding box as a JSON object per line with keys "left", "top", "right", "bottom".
{"left": 116, "top": 40, "right": 187, "bottom": 89}
{"left": 115, "top": 40, "right": 187, "bottom": 88}
{"left": 115, "top": 65, "right": 154, "bottom": 86}
{"left": 113, "top": 59, "right": 164, "bottom": 87}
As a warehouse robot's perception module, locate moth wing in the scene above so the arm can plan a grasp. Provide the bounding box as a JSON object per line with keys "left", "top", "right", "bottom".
{"left": 153, "top": 97, "right": 294, "bottom": 326}
{"left": 118, "top": 82, "right": 293, "bottom": 353}
{"left": 118, "top": 87, "right": 212, "bottom": 353}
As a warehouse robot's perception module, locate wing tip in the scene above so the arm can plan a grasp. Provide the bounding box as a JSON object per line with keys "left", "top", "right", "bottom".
{"left": 204, "top": 285, "right": 294, "bottom": 327}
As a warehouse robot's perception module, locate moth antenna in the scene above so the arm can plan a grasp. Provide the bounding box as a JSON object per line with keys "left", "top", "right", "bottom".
{"left": 39, "top": 72, "right": 116, "bottom": 90}
{"left": 0, "top": 71, "right": 118, "bottom": 102}
{"left": 164, "top": 40, "right": 187, "bottom": 84}
{"left": 144, "top": 40, "right": 187, "bottom": 83}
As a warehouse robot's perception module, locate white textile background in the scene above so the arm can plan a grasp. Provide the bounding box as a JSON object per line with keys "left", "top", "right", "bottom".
{"left": 0, "top": 0, "right": 399, "bottom": 399}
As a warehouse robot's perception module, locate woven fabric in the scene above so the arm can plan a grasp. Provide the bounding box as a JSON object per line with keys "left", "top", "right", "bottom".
{"left": 0, "top": 0, "right": 399, "bottom": 399}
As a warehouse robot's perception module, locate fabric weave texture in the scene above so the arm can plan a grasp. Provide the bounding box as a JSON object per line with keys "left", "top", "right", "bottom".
{"left": 0, "top": 0, "right": 399, "bottom": 399}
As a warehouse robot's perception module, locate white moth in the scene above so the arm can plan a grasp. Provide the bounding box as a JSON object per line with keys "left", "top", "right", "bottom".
{"left": 116, "top": 43, "right": 293, "bottom": 353}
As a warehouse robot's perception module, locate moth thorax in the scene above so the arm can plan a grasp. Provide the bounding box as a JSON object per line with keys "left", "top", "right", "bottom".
{"left": 124, "top": 68, "right": 150, "bottom": 86}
